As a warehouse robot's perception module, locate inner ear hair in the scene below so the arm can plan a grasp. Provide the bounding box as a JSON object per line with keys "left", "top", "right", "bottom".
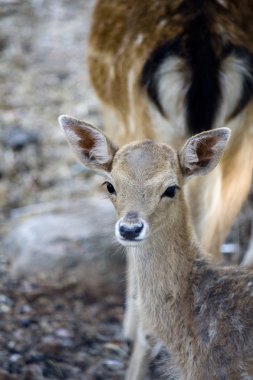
{"left": 59, "top": 115, "right": 118, "bottom": 172}
{"left": 179, "top": 128, "right": 231, "bottom": 177}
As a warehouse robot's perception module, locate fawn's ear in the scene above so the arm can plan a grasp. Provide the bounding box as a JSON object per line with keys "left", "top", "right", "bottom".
{"left": 58, "top": 115, "right": 118, "bottom": 174}
{"left": 179, "top": 128, "right": 231, "bottom": 177}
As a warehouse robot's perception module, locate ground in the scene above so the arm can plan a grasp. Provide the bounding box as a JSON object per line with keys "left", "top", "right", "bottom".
{"left": 0, "top": 1, "right": 252, "bottom": 379}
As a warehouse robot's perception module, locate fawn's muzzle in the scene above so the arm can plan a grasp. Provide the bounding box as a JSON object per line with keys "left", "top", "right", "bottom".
{"left": 119, "top": 222, "right": 144, "bottom": 240}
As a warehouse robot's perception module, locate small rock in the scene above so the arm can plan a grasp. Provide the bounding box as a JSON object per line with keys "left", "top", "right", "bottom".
{"left": 61, "top": 339, "right": 73, "bottom": 348}
{"left": 13, "top": 329, "right": 25, "bottom": 342}
{"left": 55, "top": 328, "right": 71, "bottom": 339}
{"left": 0, "top": 304, "right": 10, "bottom": 313}
{"left": 38, "top": 336, "right": 62, "bottom": 356}
{"left": 0, "top": 0, "right": 20, "bottom": 4}
{"left": 0, "top": 36, "right": 7, "bottom": 52}
{"left": 9, "top": 354, "right": 22, "bottom": 363}
{"left": 75, "top": 351, "right": 89, "bottom": 364}
{"left": 103, "top": 342, "right": 127, "bottom": 357}
{"left": 54, "top": 303, "right": 64, "bottom": 311}
{"left": 7, "top": 340, "right": 26, "bottom": 354}
{"left": 18, "top": 318, "right": 37, "bottom": 328}
{"left": 25, "top": 352, "right": 45, "bottom": 365}
{"left": 17, "top": 304, "right": 32, "bottom": 314}
{"left": 39, "top": 319, "right": 53, "bottom": 334}
{"left": 102, "top": 359, "right": 124, "bottom": 371}
{"left": 3, "top": 127, "right": 40, "bottom": 151}
{"left": 0, "top": 295, "right": 13, "bottom": 306}
{"left": 0, "top": 368, "right": 17, "bottom": 380}
{"left": 21, "top": 364, "right": 44, "bottom": 380}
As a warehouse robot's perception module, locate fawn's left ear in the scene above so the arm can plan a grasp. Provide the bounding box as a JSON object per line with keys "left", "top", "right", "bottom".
{"left": 59, "top": 115, "right": 118, "bottom": 174}
{"left": 179, "top": 128, "right": 231, "bottom": 177}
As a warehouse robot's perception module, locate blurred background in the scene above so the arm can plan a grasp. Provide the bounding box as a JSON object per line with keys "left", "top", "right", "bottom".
{"left": 0, "top": 1, "right": 131, "bottom": 379}
{"left": 0, "top": 1, "right": 252, "bottom": 379}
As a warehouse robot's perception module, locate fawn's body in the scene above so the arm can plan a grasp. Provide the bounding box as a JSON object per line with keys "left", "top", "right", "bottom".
{"left": 60, "top": 116, "right": 253, "bottom": 379}
{"left": 132, "top": 235, "right": 253, "bottom": 379}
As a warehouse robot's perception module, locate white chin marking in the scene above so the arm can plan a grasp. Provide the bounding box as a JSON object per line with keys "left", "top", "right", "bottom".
{"left": 116, "top": 237, "right": 145, "bottom": 247}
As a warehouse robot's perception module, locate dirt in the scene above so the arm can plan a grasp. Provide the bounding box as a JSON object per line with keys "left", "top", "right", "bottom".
{"left": 0, "top": 268, "right": 168, "bottom": 380}
{"left": 0, "top": 273, "right": 126, "bottom": 380}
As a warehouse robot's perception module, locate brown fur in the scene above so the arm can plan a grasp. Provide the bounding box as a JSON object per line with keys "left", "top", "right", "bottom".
{"left": 88, "top": 0, "right": 253, "bottom": 256}
{"left": 89, "top": 0, "right": 253, "bottom": 116}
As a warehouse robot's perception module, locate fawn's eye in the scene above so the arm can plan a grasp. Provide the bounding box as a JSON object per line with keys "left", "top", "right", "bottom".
{"left": 162, "top": 185, "right": 179, "bottom": 198}
{"left": 103, "top": 181, "right": 116, "bottom": 195}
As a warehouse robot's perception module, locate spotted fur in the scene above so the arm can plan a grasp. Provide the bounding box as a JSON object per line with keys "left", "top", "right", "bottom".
{"left": 88, "top": 0, "right": 253, "bottom": 257}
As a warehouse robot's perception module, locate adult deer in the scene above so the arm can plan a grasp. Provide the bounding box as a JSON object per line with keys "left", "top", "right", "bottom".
{"left": 87, "top": 0, "right": 253, "bottom": 378}
{"left": 60, "top": 117, "right": 253, "bottom": 380}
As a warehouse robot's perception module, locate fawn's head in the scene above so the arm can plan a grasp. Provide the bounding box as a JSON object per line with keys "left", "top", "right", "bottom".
{"left": 59, "top": 116, "right": 230, "bottom": 247}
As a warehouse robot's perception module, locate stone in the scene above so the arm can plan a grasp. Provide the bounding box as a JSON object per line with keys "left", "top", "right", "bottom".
{"left": 3, "top": 197, "right": 118, "bottom": 277}
{"left": 55, "top": 328, "right": 71, "bottom": 339}
{"left": 3, "top": 127, "right": 40, "bottom": 152}
{"left": 102, "top": 359, "right": 124, "bottom": 371}
{"left": 0, "top": 369, "right": 17, "bottom": 380}
{"left": 20, "top": 365, "right": 44, "bottom": 380}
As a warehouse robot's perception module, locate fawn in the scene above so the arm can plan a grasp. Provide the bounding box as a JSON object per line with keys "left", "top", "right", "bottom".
{"left": 60, "top": 115, "right": 253, "bottom": 380}
{"left": 88, "top": 2, "right": 253, "bottom": 377}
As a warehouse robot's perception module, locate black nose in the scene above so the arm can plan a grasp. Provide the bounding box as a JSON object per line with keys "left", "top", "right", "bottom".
{"left": 119, "top": 223, "right": 144, "bottom": 240}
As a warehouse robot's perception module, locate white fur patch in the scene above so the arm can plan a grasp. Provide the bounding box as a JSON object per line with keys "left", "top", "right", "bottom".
{"left": 218, "top": 55, "right": 251, "bottom": 124}
{"left": 216, "top": 0, "right": 227, "bottom": 7}
{"left": 127, "top": 68, "right": 138, "bottom": 133}
{"left": 109, "top": 65, "right": 115, "bottom": 80}
{"left": 158, "top": 19, "right": 167, "bottom": 29}
{"left": 155, "top": 56, "right": 190, "bottom": 137}
{"left": 148, "top": 53, "right": 251, "bottom": 140}
{"left": 135, "top": 34, "right": 144, "bottom": 46}
{"left": 145, "top": 56, "right": 186, "bottom": 144}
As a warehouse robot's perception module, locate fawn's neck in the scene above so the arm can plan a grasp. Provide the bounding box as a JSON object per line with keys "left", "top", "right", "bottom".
{"left": 128, "top": 201, "right": 202, "bottom": 357}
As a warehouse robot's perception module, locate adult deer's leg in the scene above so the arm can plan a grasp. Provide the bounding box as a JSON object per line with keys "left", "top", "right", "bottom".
{"left": 241, "top": 219, "right": 253, "bottom": 266}
{"left": 123, "top": 254, "right": 138, "bottom": 341}
{"left": 125, "top": 325, "right": 150, "bottom": 380}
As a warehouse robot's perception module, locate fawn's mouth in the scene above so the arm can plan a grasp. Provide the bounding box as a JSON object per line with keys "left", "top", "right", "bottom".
{"left": 117, "top": 237, "right": 146, "bottom": 247}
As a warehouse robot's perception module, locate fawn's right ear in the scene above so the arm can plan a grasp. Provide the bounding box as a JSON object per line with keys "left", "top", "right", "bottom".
{"left": 58, "top": 115, "right": 118, "bottom": 174}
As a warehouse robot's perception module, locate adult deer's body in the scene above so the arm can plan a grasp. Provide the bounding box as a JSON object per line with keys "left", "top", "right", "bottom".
{"left": 87, "top": 1, "right": 253, "bottom": 378}
{"left": 60, "top": 116, "right": 253, "bottom": 380}
{"left": 88, "top": 0, "right": 253, "bottom": 257}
